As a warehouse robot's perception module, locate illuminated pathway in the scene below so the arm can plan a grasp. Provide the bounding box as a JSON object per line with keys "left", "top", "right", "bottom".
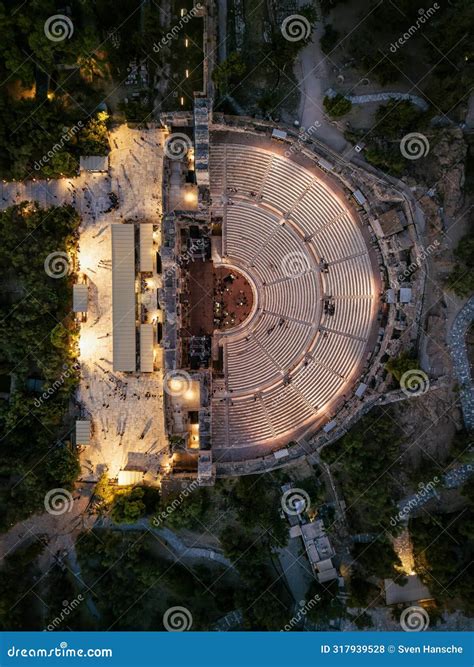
{"left": 77, "top": 126, "right": 168, "bottom": 481}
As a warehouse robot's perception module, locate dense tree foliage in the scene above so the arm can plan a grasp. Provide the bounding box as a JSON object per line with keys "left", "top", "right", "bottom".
{"left": 220, "top": 525, "right": 291, "bottom": 630}
{"left": 213, "top": 3, "right": 316, "bottom": 118}
{"left": 0, "top": 537, "right": 45, "bottom": 629}
{"left": 362, "top": 101, "right": 429, "bottom": 176}
{"left": 217, "top": 475, "right": 291, "bottom": 629}
{"left": 77, "top": 530, "right": 236, "bottom": 630}
{"left": 320, "top": 0, "right": 349, "bottom": 16}
{"left": 0, "top": 204, "right": 80, "bottom": 529}
{"left": 306, "top": 579, "right": 345, "bottom": 626}
{"left": 446, "top": 228, "right": 474, "bottom": 297}
{"left": 212, "top": 53, "right": 247, "bottom": 96}
{"left": 410, "top": 482, "right": 474, "bottom": 614}
{"left": 352, "top": 539, "right": 404, "bottom": 581}
{"left": 320, "top": 25, "right": 341, "bottom": 55}
{"left": 321, "top": 410, "right": 403, "bottom": 531}
{"left": 111, "top": 485, "right": 160, "bottom": 524}
{"left": 0, "top": 96, "right": 109, "bottom": 179}
{"left": 225, "top": 474, "right": 288, "bottom": 547}
{"left": 43, "top": 563, "right": 92, "bottom": 631}
{"left": 385, "top": 351, "right": 419, "bottom": 384}
{"left": 153, "top": 474, "right": 292, "bottom": 630}
{"left": 346, "top": 0, "right": 474, "bottom": 109}
{"left": 154, "top": 486, "right": 210, "bottom": 530}
{"left": 0, "top": 1, "right": 118, "bottom": 179}
{"left": 111, "top": 487, "right": 147, "bottom": 524}
{"left": 154, "top": 474, "right": 287, "bottom": 547}
{"left": 347, "top": 575, "right": 380, "bottom": 609}
{"left": 323, "top": 94, "right": 352, "bottom": 118}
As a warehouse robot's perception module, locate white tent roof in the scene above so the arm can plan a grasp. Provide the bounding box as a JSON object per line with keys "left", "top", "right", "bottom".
{"left": 73, "top": 284, "right": 88, "bottom": 312}
{"left": 272, "top": 128, "right": 287, "bottom": 140}
{"left": 112, "top": 224, "right": 136, "bottom": 372}
{"left": 117, "top": 470, "right": 143, "bottom": 486}
{"left": 400, "top": 287, "right": 412, "bottom": 303}
{"left": 80, "top": 155, "right": 109, "bottom": 172}
{"left": 76, "top": 419, "right": 91, "bottom": 445}
{"left": 139, "top": 224, "right": 154, "bottom": 272}
{"left": 140, "top": 324, "right": 154, "bottom": 372}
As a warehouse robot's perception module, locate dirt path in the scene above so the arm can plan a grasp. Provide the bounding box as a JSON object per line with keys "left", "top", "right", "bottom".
{"left": 0, "top": 484, "right": 95, "bottom": 572}
{"left": 294, "top": 0, "right": 347, "bottom": 152}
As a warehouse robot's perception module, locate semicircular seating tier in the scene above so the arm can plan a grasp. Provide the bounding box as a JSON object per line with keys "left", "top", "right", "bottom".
{"left": 209, "top": 139, "right": 378, "bottom": 460}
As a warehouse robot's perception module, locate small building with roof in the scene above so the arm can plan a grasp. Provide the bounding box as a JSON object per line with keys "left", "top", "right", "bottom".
{"left": 80, "top": 155, "right": 109, "bottom": 172}
{"left": 76, "top": 419, "right": 91, "bottom": 446}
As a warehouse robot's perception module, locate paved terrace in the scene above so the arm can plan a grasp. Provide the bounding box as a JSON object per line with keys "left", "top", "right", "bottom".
{"left": 0, "top": 125, "right": 169, "bottom": 481}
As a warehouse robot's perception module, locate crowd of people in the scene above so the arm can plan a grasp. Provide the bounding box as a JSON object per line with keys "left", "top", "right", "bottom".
{"left": 214, "top": 271, "right": 252, "bottom": 329}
